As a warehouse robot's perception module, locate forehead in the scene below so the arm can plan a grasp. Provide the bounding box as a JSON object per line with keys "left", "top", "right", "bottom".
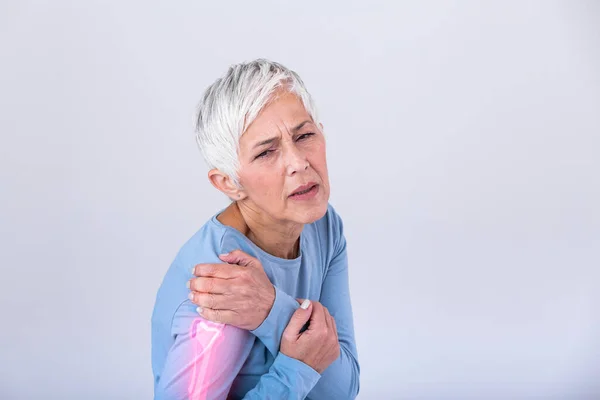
{"left": 242, "top": 92, "right": 311, "bottom": 141}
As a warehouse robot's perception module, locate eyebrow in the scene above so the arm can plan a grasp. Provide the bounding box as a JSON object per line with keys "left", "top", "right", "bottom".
{"left": 252, "top": 120, "right": 314, "bottom": 149}
{"left": 292, "top": 120, "right": 312, "bottom": 132}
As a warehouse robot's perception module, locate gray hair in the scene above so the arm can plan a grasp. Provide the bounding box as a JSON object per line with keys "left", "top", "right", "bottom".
{"left": 194, "top": 59, "right": 320, "bottom": 187}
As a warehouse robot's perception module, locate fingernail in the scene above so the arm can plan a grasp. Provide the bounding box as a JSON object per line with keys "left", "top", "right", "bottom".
{"left": 196, "top": 307, "right": 203, "bottom": 315}
{"left": 188, "top": 292, "right": 194, "bottom": 301}
{"left": 186, "top": 281, "right": 190, "bottom": 289}
{"left": 191, "top": 267, "right": 195, "bottom": 275}
{"left": 300, "top": 299, "right": 310, "bottom": 310}
{"left": 219, "top": 253, "right": 229, "bottom": 257}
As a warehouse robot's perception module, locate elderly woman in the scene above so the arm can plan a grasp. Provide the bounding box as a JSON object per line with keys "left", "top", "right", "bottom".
{"left": 151, "top": 59, "right": 360, "bottom": 400}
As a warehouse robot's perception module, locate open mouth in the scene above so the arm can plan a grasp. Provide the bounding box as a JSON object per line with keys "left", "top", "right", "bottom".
{"left": 290, "top": 184, "right": 318, "bottom": 198}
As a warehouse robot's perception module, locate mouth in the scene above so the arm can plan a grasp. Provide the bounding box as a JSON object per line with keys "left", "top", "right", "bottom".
{"left": 289, "top": 183, "right": 319, "bottom": 199}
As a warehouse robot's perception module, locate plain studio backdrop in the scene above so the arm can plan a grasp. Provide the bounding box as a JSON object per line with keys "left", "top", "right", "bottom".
{"left": 1, "top": 1, "right": 599, "bottom": 399}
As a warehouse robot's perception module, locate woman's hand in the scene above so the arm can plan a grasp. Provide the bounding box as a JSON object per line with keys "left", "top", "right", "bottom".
{"left": 280, "top": 299, "right": 341, "bottom": 374}
{"left": 188, "top": 250, "right": 275, "bottom": 331}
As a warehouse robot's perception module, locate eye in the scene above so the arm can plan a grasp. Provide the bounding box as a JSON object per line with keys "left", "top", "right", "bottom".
{"left": 297, "top": 133, "right": 315, "bottom": 141}
{"left": 255, "top": 149, "right": 274, "bottom": 160}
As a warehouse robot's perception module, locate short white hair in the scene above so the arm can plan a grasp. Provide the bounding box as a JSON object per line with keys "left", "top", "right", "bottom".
{"left": 194, "top": 59, "right": 320, "bottom": 187}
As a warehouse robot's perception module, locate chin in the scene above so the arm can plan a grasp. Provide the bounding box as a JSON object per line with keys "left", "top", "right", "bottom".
{"left": 295, "top": 200, "right": 329, "bottom": 224}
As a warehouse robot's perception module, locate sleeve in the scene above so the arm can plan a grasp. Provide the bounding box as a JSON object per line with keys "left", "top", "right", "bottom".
{"left": 249, "top": 208, "right": 361, "bottom": 399}
{"left": 154, "top": 299, "right": 254, "bottom": 400}
{"left": 250, "top": 285, "right": 302, "bottom": 357}
{"left": 306, "top": 213, "right": 361, "bottom": 399}
{"left": 155, "top": 299, "right": 322, "bottom": 400}
{"left": 241, "top": 353, "right": 321, "bottom": 399}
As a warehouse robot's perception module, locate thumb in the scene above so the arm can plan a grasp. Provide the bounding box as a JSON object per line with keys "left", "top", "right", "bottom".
{"left": 219, "top": 249, "right": 257, "bottom": 268}
{"left": 283, "top": 300, "right": 312, "bottom": 336}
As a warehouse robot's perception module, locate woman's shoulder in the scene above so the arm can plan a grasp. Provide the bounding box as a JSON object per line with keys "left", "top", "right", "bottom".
{"left": 171, "top": 204, "right": 345, "bottom": 268}
{"left": 309, "top": 203, "right": 346, "bottom": 259}
{"left": 171, "top": 211, "right": 230, "bottom": 269}
{"left": 325, "top": 203, "right": 344, "bottom": 228}
{"left": 314, "top": 203, "right": 344, "bottom": 236}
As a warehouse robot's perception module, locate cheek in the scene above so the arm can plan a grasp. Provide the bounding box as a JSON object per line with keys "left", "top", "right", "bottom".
{"left": 241, "top": 167, "right": 285, "bottom": 199}
{"left": 309, "top": 142, "right": 328, "bottom": 173}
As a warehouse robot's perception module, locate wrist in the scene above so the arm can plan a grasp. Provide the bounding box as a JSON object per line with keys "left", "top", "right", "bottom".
{"left": 252, "top": 284, "right": 275, "bottom": 331}
{"left": 261, "top": 284, "right": 276, "bottom": 324}
{"left": 268, "top": 284, "right": 275, "bottom": 309}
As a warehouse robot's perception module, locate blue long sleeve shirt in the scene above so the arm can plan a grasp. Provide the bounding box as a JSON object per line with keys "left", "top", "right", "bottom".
{"left": 151, "top": 204, "right": 360, "bottom": 399}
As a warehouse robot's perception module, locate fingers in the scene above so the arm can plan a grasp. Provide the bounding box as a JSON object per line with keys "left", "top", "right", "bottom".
{"left": 197, "top": 307, "right": 236, "bottom": 325}
{"left": 189, "top": 291, "right": 228, "bottom": 310}
{"left": 329, "top": 313, "right": 339, "bottom": 340}
{"left": 322, "top": 303, "right": 332, "bottom": 332}
{"left": 308, "top": 301, "right": 328, "bottom": 332}
{"left": 283, "top": 300, "right": 313, "bottom": 339}
{"left": 192, "top": 263, "right": 240, "bottom": 279}
{"left": 323, "top": 307, "right": 336, "bottom": 332}
{"left": 307, "top": 302, "right": 338, "bottom": 340}
{"left": 219, "top": 249, "right": 258, "bottom": 268}
{"left": 188, "top": 277, "right": 228, "bottom": 294}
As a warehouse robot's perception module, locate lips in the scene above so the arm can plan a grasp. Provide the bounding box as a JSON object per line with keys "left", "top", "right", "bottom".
{"left": 290, "top": 183, "right": 318, "bottom": 197}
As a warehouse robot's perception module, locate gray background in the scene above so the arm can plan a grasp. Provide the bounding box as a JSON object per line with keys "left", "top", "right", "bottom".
{"left": 1, "top": 1, "right": 599, "bottom": 399}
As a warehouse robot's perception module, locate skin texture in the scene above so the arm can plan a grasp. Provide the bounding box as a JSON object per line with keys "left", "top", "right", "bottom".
{"left": 209, "top": 90, "right": 330, "bottom": 259}
{"left": 281, "top": 299, "right": 341, "bottom": 374}
{"left": 187, "top": 90, "right": 340, "bottom": 373}
{"left": 188, "top": 250, "right": 276, "bottom": 331}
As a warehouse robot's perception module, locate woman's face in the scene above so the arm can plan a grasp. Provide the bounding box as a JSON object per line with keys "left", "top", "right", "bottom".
{"left": 236, "top": 91, "right": 330, "bottom": 225}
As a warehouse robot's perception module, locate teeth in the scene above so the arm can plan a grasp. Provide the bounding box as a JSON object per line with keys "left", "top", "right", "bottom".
{"left": 293, "top": 186, "right": 313, "bottom": 196}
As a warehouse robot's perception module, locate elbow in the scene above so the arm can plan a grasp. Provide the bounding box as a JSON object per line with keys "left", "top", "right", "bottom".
{"left": 341, "top": 348, "right": 361, "bottom": 399}
{"left": 337, "top": 362, "right": 360, "bottom": 400}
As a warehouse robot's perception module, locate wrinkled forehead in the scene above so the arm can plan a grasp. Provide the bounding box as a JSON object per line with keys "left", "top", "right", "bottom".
{"left": 240, "top": 91, "right": 314, "bottom": 144}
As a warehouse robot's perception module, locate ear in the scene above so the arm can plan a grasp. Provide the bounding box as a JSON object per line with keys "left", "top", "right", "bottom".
{"left": 319, "top": 122, "right": 324, "bottom": 132}
{"left": 208, "top": 169, "right": 247, "bottom": 201}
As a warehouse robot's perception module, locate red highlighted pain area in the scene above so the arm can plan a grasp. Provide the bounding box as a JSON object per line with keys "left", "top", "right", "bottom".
{"left": 188, "top": 319, "right": 226, "bottom": 400}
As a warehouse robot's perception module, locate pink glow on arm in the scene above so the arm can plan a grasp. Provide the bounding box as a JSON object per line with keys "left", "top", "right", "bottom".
{"left": 188, "top": 319, "right": 226, "bottom": 400}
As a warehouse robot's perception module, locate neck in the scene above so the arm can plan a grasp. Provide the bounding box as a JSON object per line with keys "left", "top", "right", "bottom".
{"left": 218, "top": 201, "right": 303, "bottom": 259}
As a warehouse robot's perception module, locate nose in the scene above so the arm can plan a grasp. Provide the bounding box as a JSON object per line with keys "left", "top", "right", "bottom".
{"left": 284, "top": 145, "right": 309, "bottom": 176}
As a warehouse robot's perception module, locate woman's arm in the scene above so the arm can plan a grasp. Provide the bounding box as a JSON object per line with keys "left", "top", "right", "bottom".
{"left": 249, "top": 211, "right": 361, "bottom": 400}
{"left": 306, "top": 233, "right": 360, "bottom": 399}
{"left": 155, "top": 298, "right": 320, "bottom": 400}
{"left": 249, "top": 285, "right": 304, "bottom": 356}
{"left": 154, "top": 299, "right": 251, "bottom": 399}
{"left": 241, "top": 354, "right": 321, "bottom": 399}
